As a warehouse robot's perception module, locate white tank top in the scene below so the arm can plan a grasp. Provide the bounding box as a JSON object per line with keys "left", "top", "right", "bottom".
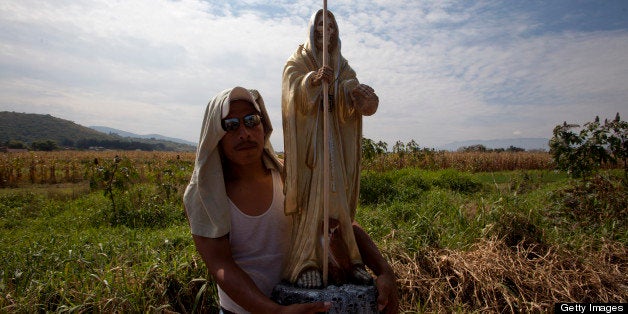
{"left": 218, "top": 169, "right": 291, "bottom": 313}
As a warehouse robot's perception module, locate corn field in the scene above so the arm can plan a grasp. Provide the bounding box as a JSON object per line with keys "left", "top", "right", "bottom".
{"left": 362, "top": 151, "right": 555, "bottom": 173}
{"left": 0, "top": 150, "right": 559, "bottom": 188}
{"left": 0, "top": 151, "right": 196, "bottom": 188}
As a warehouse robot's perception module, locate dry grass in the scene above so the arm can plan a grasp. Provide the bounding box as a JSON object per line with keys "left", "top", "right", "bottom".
{"left": 389, "top": 238, "right": 627, "bottom": 313}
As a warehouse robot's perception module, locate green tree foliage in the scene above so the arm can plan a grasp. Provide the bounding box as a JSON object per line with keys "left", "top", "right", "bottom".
{"left": 30, "top": 139, "right": 59, "bottom": 151}
{"left": 361, "top": 138, "right": 378, "bottom": 160}
{"left": 392, "top": 140, "right": 406, "bottom": 155}
{"left": 605, "top": 113, "right": 628, "bottom": 174}
{"left": 5, "top": 140, "right": 27, "bottom": 149}
{"left": 406, "top": 139, "right": 420, "bottom": 153}
{"left": 458, "top": 144, "right": 526, "bottom": 153}
{"left": 549, "top": 113, "right": 627, "bottom": 178}
{"left": 375, "top": 141, "right": 388, "bottom": 154}
{"left": 361, "top": 138, "right": 389, "bottom": 160}
{"left": 459, "top": 144, "right": 488, "bottom": 152}
{"left": 506, "top": 145, "right": 525, "bottom": 152}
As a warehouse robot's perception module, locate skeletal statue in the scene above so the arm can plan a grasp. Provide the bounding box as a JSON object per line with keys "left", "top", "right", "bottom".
{"left": 281, "top": 9, "right": 379, "bottom": 288}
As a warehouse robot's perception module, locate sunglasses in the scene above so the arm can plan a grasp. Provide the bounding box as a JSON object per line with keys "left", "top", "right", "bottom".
{"left": 221, "top": 113, "right": 262, "bottom": 132}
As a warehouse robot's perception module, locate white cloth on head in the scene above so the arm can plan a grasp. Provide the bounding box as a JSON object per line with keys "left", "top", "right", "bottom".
{"left": 183, "top": 86, "right": 282, "bottom": 238}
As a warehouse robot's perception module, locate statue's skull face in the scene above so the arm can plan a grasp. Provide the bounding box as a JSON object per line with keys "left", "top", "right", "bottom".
{"left": 314, "top": 12, "right": 337, "bottom": 52}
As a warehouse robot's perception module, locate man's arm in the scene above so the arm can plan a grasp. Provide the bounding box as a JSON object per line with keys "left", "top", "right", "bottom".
{"left": 192, "top": 234, "right": 275, "bottom": 311}
{"left": 352, "top": 222, "right": 399, "bottom": 314}
{"left": 192, "top": 234, "right": 330, "bottom": 314}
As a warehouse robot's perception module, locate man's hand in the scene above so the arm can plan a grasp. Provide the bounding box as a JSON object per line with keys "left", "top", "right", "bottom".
{"left": 375, "top": 271, "right": 399, "bottom": 313}
{"left": 351, "top": 222, "right": 399, "bottom": 313}
{"left": 311, "top": 65, "right": 334, "bottom": 86}
{"left": 350, "top": 84, "right": 378, "bottom": 116}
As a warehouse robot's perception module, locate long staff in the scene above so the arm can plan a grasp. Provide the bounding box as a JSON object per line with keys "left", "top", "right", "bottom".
{"left": 322, "top": 0, "right": 330, "bottom": 288}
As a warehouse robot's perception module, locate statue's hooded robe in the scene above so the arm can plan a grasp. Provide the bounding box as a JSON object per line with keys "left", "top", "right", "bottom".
{"left": 282, "top": 10, "right": 365, "bottom": 283}
{"left": 184, "top": 86, "right": 282, "bottom": 238}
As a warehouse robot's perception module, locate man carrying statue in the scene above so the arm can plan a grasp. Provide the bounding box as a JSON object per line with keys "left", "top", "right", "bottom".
{"left": 183, "top": 8, "right": 398, "bottom": 314}
{"left": 281, "top": 8, "right": 395, "bottom": 309}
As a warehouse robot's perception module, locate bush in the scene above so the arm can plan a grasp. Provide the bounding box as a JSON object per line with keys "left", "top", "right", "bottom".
{"left": 395, "top": 172, "right": 430, "bottom": 202}
{"left": 552, "top": 173, "right": 627, "bottom": 232}
{"left": 360, "top": 169, "right": 431, "bottom": 205}
{"left": 360, "top": 169, "right": 483, "bottom": 206}
{"left": 6, "top": 140, "right": 27, "bottom": 149}
{"left": 550, "top": 114, "right": 627, "bottom": 178}
{"left": 359, "top": 171, "right": 397, "bottom": 205}
{"left": 30, "top": 139, "right": 59, "bottom": 151}
{"left": 434, "top": 170, "right": 482, "bottom": 193}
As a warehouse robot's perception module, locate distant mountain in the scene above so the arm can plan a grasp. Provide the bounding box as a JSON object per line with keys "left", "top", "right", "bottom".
{"left": 438, "top": 138, "right": 550, "bottom": 151}
{"left": 90, "top": 126, "right": 197, "bottom": 147}
{"left": 0, "top": 111, "right": 195, "bottom": 151}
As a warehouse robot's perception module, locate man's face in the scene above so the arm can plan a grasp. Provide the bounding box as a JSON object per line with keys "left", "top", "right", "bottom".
{"left": 315, "top": 12, "right": 337, "bottom": 52}
{"left": 219, "top": 100, "right": 265, "bottom": 167}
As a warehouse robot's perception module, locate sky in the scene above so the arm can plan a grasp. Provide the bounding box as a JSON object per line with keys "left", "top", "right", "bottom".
{"left": 1, "top": 0, "right": 627, "bottom": 151}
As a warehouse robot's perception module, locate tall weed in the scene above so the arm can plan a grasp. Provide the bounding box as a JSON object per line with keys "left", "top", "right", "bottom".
{"left": 549, "top": 172, "right": 627, "bottom": 245}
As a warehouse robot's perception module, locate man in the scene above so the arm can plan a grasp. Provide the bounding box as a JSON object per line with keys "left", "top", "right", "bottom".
{"left": 184, "top": 86, "right": 397, "bottom": 313}
{"left": 281, "top": 8, "right": 383, "bottom": 292}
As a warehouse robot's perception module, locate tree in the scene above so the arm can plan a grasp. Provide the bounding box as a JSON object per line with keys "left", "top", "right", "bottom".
{"left": 604, "top": 113, "right": 628, "bottom": 176}
{"left": 506, "top": 146, "right": 525, "bottom": 152}
{"left": 362, "top": 138, "right": 377, "bottom": 160}
{"left": 60, "top": 138, "right": 75, "bottom": 147}
{"left": 375, "top": 141, "right": 388, "bottom": 155}
{"left": 31, "top": 139, "right": 58, "bottom": 151}
{"left": 459, "top": 144, "right": 487, "bottom": 152}
{"left": 392, "top": 140, "right": 406, "bottom": 155}
{"left": 362, "top": 138, "right": 388, "bottom": 160}
{"left": 6, "top": 140, "right": 27, "bottom": 149}
{"left": 406, "top": 139, "right": 420, "bottom": 153}
{"left": 549, "top": 113, "right": 627, "bottom": 178}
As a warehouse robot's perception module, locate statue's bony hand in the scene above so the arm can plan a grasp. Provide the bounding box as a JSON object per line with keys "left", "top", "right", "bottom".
{"left": 351, "top": 264, "right": 374, "bottom": 285}
{"left": 351, "top": 84, "right": 378, "bottom": 116}
{"left": 296, "top": 268, "right": 322, "bottom": 289}
{"left": 311, "top": 65, "right": 334, "bottom": 86}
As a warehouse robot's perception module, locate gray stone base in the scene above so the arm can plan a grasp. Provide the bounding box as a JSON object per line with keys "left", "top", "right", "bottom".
{"left": 271, "top": 283, "right": 378, "bottom": 313}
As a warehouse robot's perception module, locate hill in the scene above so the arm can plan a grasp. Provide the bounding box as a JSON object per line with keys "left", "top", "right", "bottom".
{"left": 438, "top": 138, "right": 549, "bottom": 151}
{"left": 0, "top": 111, "right": 195, "bottom": 152}
{"left": 89, "top": 126, "right": 196, "bottom": 147}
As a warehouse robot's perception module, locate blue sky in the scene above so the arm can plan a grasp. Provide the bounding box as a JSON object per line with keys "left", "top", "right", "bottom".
{"left": 1, "top": 0, "right": 627, "bottom": 150}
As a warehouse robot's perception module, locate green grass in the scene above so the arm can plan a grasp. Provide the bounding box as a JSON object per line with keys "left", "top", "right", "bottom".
{"left": 357, "top": 168, "right": 627, "bottom": 252}
{"left": 0, "top": 182, "right": 91, "bottom": 199}
{"left": 1, "top": 168, "right": 626, "bottom": 312}
{"left": 0, "top": 188, "right": 218, "bottom": 312}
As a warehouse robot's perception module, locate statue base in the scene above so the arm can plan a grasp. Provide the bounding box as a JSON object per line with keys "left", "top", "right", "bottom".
{"left": 271, "top": 283, "right": 378, "bottom": 313}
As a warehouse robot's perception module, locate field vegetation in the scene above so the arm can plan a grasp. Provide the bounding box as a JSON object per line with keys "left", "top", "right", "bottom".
{"left": 1, "top": 147, "right": 626, "bottom": 312}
